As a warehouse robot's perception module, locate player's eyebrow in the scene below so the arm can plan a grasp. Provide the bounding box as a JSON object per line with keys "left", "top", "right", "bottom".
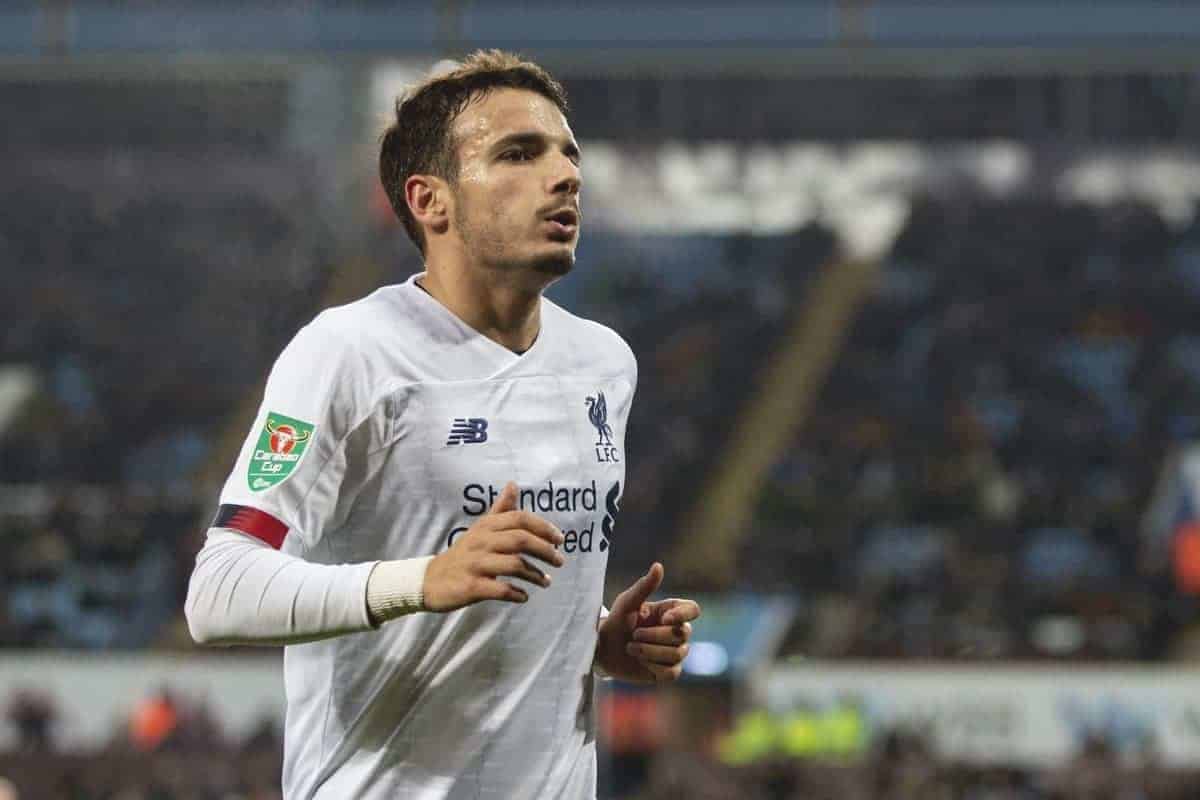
{"left": 492, "top": 131, "right": 582, "bottom": 162}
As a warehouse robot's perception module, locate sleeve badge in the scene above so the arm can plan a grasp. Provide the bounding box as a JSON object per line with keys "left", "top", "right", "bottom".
{"left": 247, "top": 412, "right": 316, "bottom": 491}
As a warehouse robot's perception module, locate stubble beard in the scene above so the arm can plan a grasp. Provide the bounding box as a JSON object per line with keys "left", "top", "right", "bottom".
{"left": 454, "top": 192, "right": 575, "bottom": 279}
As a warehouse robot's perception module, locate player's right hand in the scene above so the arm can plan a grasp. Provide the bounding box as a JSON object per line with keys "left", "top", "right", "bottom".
{"left": 422, "top": 482, "right": 566, "bottom": 612}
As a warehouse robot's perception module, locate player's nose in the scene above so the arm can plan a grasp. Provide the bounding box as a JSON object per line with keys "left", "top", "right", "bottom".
{"left": 547, "top": 154, "right": 581, "bottom": 197}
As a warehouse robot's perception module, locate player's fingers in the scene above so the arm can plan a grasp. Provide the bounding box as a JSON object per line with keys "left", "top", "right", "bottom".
{"left": 485, "top": 482, "right": 519, "bottom": 515}
{"left": 491, "top": 511, "right": 563, "bottom": 545}
{"left": 478, "top": 554, "right": 552, "bottom": 588}
{"left": 626, "top": 642, "right": 688, "bottom": 666}
{"left": 476, "top": 578, "right": 529, "bottom": 604}
{"left": 480, "top": 553, "right": 550, "bottom": 586}
{"left": 631, "top": 624, "right": 691, "bottom": 646}
{"left": 491, "top": 530, "right": 566, "bottom": 567}
{"left": 609, "top": 563, "right": 664, "bottom": 618}
{"left": 654, "top": 599, "right": 702, "bottom": 626}
{"left": 642, "top": 661, "right": 683, "bottom": 683}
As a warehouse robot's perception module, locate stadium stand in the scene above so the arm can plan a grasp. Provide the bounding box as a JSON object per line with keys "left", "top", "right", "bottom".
{"left": 0, "top": 72, "right": 345, "bottom": 653}
{"left": 4, "top": 698, "right": 1198, "bottom": 800}
{"left": 748, "top": 190, "right": 1200, "bottom": 661}
{"left": 634, "top": 732, "right": 1200, "bottom": 800}
{"left": 1, "top": 685, "right": 284, "bottom": 798}
{"left": 0, "top": 152, "right": 332, "bottom": 485}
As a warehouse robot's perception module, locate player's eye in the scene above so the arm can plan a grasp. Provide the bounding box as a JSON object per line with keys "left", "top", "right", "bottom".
{"left": 500, "top": 149, "right": 533, "bottom": 162}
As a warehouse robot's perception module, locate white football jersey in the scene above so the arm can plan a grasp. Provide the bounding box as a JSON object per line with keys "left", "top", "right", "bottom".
{"left": 217, "top": 273, "right": 635, "bottom": 799}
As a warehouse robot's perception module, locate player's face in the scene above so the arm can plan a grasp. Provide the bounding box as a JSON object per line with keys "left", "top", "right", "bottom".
{"left": 448, "top": 88, "right": 582, "bottom": 280}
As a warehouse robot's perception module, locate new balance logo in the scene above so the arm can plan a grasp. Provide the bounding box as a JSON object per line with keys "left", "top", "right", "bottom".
{"left": 446, "top": 418, "right": 488, "bottom": 445}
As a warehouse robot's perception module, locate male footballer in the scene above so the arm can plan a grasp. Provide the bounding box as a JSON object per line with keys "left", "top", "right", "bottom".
{"left": 185, "top": 50, "right": 701, "bottom": 799}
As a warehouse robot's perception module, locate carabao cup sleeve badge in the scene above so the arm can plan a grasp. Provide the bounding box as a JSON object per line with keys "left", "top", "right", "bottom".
{"left": 247, "top": 412, "right": 316, "bottom": 492}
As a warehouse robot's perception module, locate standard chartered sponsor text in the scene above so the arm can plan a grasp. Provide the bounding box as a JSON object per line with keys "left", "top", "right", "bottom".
{"left": 461, "top": 480, "right": 598, "bottom": 516}
{"left": 446, "top": 480, "right": 617, "bottom": 554}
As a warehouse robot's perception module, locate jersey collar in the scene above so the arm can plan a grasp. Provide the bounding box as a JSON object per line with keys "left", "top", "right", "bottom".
{"left": 404, "top": 272, "right": 549, "bottom": 370}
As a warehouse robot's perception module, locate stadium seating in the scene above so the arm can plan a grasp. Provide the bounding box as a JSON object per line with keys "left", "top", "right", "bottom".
{"left": 748, "top": 192, "right": 1200, "bottom": 661}
{"left": 0, "top": 150, "right": 331, "bottom": 647}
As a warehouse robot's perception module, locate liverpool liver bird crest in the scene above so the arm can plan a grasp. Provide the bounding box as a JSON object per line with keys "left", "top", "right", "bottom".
{"left": 585, "top": 392, "right": 614, "bottom": 447}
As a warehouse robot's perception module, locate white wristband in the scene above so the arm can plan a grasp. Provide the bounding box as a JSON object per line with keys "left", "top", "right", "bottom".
{"left": 366, "top": 556, "right": 435, "bottom": 625}
{"left": 593, "top": 603, "right": 612, "bottom": 678}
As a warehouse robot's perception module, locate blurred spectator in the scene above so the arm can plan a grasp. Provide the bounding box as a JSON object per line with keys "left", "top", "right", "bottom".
{"left": 5, "top": 689, "right": 56, "bottom": 753}
{"left": 0, "top": 686, "right": 283, "bottom": 799}
{"left": 128, "top": 687, "right": 180, "bottom": 753}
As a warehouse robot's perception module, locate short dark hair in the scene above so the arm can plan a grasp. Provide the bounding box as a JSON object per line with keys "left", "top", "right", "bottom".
{"left": 379, "top": 50, "right": 569, "bottom": 255}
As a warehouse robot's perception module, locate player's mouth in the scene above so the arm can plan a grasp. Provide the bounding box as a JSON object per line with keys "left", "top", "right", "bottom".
{"left": 542, "top": 208, "right": 580, "bottom": 240}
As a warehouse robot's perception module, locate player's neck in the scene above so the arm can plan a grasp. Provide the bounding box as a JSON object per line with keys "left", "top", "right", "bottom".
{"left": 418, "top": 264, "right": 541, "bottom": 355}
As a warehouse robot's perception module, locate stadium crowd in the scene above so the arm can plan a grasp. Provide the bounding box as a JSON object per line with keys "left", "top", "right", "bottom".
{"left": 745, "top": 191, "right": 1200, "bottom": 661}
{"left": 634, "top": 730, "right": 1200, "bottom": 800}
{"left": 1, "top": 686, "right": 283, "bottom": 799}
{"left": 0, "top": 152, "right": 332, "bottom": 487}
{"left": 4, "top": 685, "right": 1197, "bottom": 800}
{"left": 0, "top": 148, "right": 333, "bottom": 647}
{"left": 0, "top": 484, "right": 199, "bottom": 648}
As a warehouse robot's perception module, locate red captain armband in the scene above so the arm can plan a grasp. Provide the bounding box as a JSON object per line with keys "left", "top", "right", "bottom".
{"left": 212, "top": 504, "right": 289, "bottom": 549}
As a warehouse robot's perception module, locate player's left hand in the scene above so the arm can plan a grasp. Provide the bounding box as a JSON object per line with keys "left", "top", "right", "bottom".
{"left": 594, "top": 562, "right": 701, "bottom": 684}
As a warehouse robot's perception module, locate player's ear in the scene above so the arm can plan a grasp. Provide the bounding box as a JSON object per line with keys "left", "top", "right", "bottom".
{"left": 405, "top": 174, "right": 450, "bottom": 237}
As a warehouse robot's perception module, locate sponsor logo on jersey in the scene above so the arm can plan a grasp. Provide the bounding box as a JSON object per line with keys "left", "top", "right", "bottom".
{"left": 247, "top": 412, "right": 315, "bottom": 492}
{"left": 446, "top": 417, "right": 489, "bottom": 445}
{"left": 585, "top": 391, "right": 620, "bottom": 463}
{"left": 445, "top": 479, "right": 622, "bottom": 556}
{"left": 600, "top": 480, "right": 621, "bottom": 552}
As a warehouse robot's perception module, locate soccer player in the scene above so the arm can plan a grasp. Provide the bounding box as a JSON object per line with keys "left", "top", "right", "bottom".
{"left": 185, "top": 50, "right": 701, "bottom": 799}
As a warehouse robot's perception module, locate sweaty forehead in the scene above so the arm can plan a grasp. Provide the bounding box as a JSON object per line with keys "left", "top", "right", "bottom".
{"left": 451, "top": 89, "right": 572, "bottom": 151}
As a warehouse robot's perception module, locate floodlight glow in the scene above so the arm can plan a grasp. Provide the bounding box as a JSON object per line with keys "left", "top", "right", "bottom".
{"left": 682, "top": 641, "right": 729, "bottom": 676}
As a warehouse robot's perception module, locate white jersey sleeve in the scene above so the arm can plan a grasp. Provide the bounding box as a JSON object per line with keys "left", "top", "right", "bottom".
{"left": 218, "top": 320, "right": 371, "bottom": 550}
{"left": 185, "top": 320, "right": 384, "bottom": 645}
{"left": 185, "top": 527, "right": 378, "bottom": 645}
